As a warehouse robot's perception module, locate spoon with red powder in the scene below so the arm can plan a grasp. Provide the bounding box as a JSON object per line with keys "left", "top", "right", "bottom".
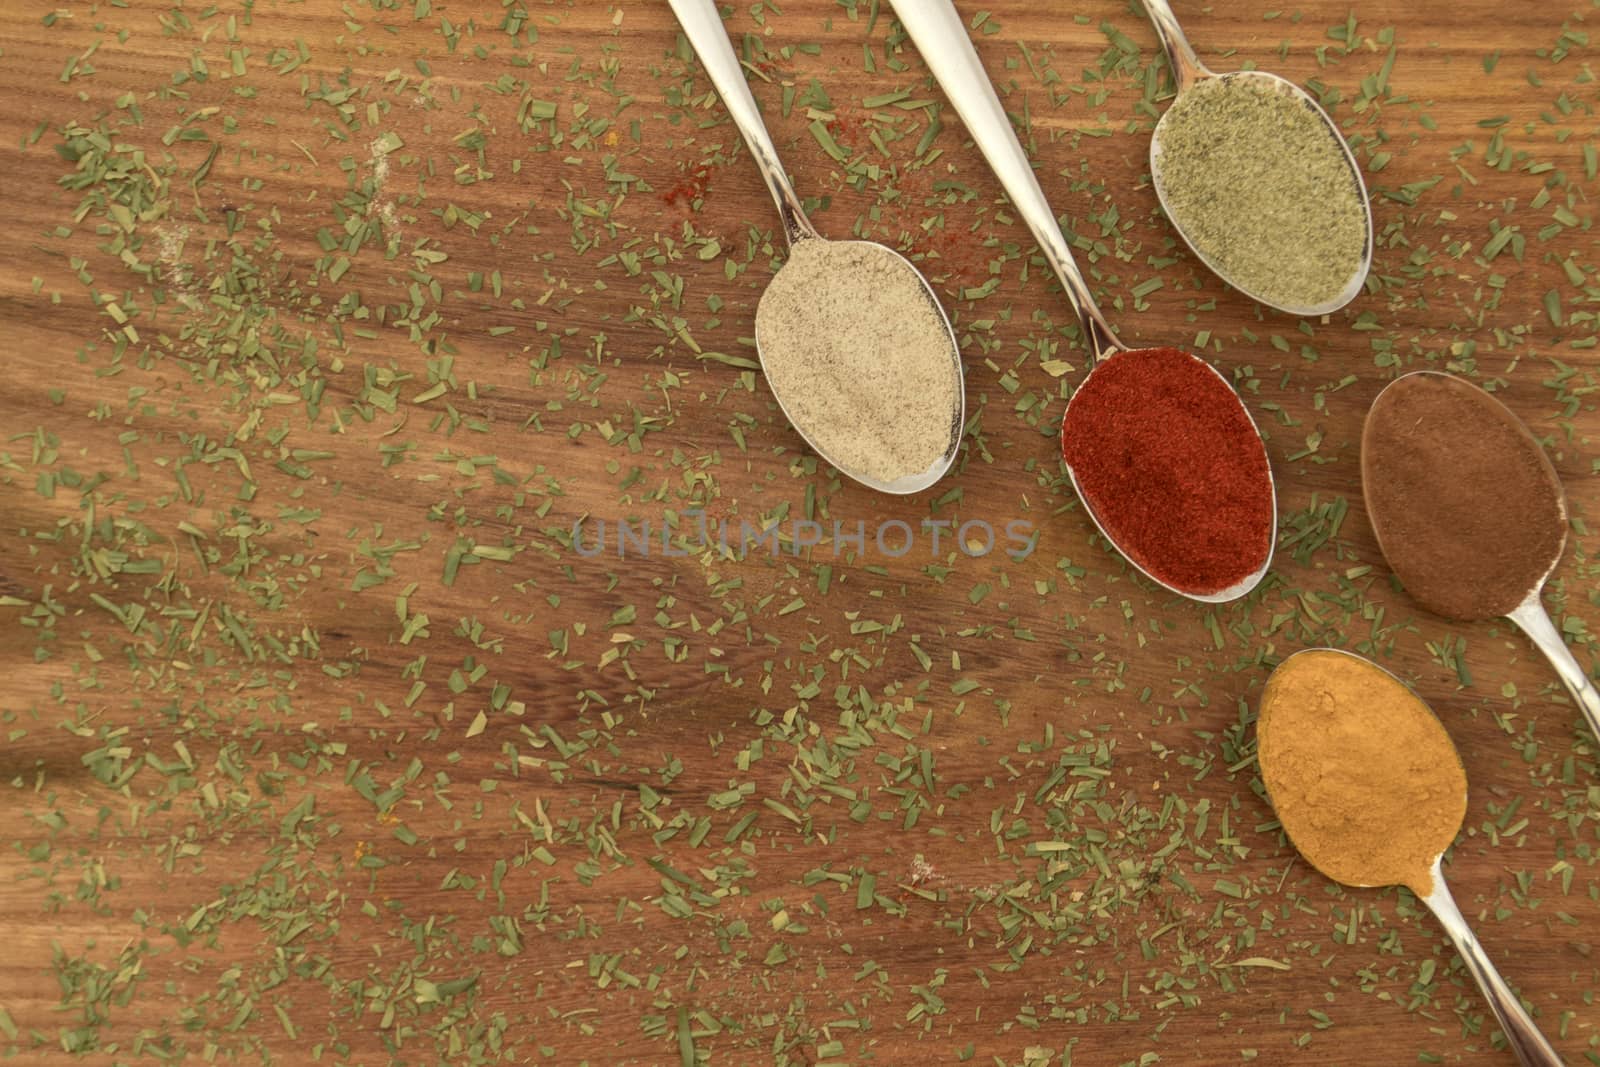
{"left": 887, "top": 0, "right": 1276, "bottom": 601}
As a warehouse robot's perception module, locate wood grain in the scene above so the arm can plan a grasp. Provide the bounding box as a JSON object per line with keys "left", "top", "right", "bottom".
{"left": 1, "top": 1, "right": 1597, "bottom": 1064}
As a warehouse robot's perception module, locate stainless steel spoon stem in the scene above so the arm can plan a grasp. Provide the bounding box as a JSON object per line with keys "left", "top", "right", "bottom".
{"left": 1140, "top": 0, "right": 1211, "bottom": 94}
{"left": 887, "top": 0, "right": 1123, "bottom": 362}
{"left": 1508, "top": 591, "right": 1600, "bottom": 746}
{"left": 1421, "top": 857, "right": 1564, "bottom": 1067}
{"left": 666, "top": 0, "right": 818, "bottom": 247}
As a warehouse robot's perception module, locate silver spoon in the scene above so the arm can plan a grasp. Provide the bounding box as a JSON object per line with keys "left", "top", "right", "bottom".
{"left": 1260, "top": 649, "right": 1563, "bottom": 1067}
{"left": 1421, "top": 854, "right": 1565, "bottom": 1067}
{"left": 1362, "top": 371, "right": 1600, "bottom": 745}
{"left": 666, "top": 0, "right": 964, "bottom": 495}
{"left": 1509, "top": 589, "right": 1600, "bottom": 747}
{"left": 1141, "top": 0, "right": 1374, "bottom": 315}
{"left": 886, "top": 0, "right": 1275, "bottom": 603}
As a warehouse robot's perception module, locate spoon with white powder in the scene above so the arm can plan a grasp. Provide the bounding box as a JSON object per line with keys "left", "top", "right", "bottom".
{"left": 667, "top": 0, "right": 965, "bottom": 494}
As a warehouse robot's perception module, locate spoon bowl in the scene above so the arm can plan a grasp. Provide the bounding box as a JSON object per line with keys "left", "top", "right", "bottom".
{"left": 1149, "top": 70, "right": 1373, "bottom": 316}
{"left": 1141, "top": 1, "right": 1374, "bottom": 315}
{"left": 1061, "top": 347, "right": 1276, "bottom": 602}
{"left": 667, "top": 0, "right": 963, "bottom": 494}
{"left": 755, "top": 236, "right": 964, "bottom": 494}
{"left": 1259, "top": 648, "right": 1563, "bottom": 1066}
{"left": 886, "top": 0, "right": 1275, "bottom": 601}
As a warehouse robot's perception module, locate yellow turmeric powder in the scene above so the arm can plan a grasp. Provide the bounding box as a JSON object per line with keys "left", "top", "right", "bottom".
{"left": 1256, "top": 649, "right": 1466, "bottom": 896}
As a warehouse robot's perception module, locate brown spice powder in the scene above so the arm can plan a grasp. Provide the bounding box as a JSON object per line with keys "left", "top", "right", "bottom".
{"left": 1361, "top": 372, "right": 1566, "bottom": 620}
{"left": 1257, "top": 650, "right": 1466, "bottom": 896}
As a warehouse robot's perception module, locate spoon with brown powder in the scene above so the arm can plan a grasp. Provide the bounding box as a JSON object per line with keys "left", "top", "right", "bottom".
{"left": 667, "top": 0, "right": 964, "bottom": 494}
{"left": 1361, "top": 372, "right": 1600, "bottom": 745}
{"left": 1259, "top": 649, "right": 1563, "bottom": 1066}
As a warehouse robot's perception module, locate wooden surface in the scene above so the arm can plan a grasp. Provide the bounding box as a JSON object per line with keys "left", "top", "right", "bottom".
{"left": 2, "top": 1, "right": 1598, "bottom": 1064}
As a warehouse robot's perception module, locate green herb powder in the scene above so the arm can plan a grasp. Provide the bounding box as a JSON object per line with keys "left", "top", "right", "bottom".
{"left": 1152, "top": 74, "right": 1368, "bottom": 311}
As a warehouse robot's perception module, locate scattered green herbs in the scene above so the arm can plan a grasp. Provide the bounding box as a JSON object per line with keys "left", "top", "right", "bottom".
{"left": 0, "top": 3, "right": 1597, "bottom": 1066}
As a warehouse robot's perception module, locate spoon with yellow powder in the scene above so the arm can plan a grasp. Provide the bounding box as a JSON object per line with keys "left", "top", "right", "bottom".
{"left": 1140, "top": 0, "right": 1373, "bottom": 315}
{"left": 1258, "top": 649, "right": 1563, "bottom": 1066}
{"left": 667, "top": 0, "right": 964, "bottom": 494}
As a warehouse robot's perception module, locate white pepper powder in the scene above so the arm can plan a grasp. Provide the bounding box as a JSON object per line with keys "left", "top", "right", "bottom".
{"left": 754, "top": 239, "right": 960, "bottom": 486}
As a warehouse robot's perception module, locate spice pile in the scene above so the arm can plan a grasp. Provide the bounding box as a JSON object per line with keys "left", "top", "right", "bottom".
{"left": 755, "top": 238, "right": 960, "bottom": 486}
{"left": 1152, "top": 73, "right": 1368, "bottom": 311}
{"left": 1362, "top": 372, "right": 1567, "bottom": 620}
{"left": 1060, "top": 347, "right": 1274, "bottom": 596}
{"left": 1257, "top": 650, "right": 1467, "bottom": 895}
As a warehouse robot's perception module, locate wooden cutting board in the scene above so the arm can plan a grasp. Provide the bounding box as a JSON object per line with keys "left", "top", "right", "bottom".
{"left": 1, "top": 0, "right": 1595, "bottom": 1063}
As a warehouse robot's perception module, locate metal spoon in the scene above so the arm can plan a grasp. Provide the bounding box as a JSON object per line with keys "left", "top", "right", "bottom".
{"left": 1421, "top": 855, "right": 1565, "bottom": 1067}
{"left": 1141, "top": 0, "right": 1374, "bottom": 316}
{"left": 1362, "top": 371, "right": 1600, "bottom": 745}
{"left": 666, "top": 0, "right": 964, "bottom": 495}
{"left": 885, "top": 0, "right": 1275, "bottom": 602}
{"left": 1260, "top": 649, "right": 1563, "bottom": 1067}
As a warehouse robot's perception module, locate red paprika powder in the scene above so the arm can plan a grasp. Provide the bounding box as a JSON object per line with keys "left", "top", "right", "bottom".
{"left": 1060, "top": 347, "right": 1274, "bottom": 596}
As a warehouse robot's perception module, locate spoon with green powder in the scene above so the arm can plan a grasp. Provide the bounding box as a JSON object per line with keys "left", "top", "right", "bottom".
{"left": 1362, "top": 371, "right": 1600, "bottom": 746}
{"left": 1259, "top": 649, "right": 1564, "bottom": 1066}
{"left": 667, "top": 0, "right": 965, "bottom": 494}
{"left": 1140, "top": 0, "right": 1374, "bottom": 315}
{"left": 887, "top": 0, "right": 1277, "bottom": 603}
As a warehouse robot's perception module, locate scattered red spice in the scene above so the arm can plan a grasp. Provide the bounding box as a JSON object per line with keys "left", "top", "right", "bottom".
{"left": 920, "top": 225, "right": 986, "bottom": 285}
{"left": 1060, "top": 347, "right": 1274, "bottom": 596}
{"left": 662, "top": 162, "right": 715, "bottom": 207}
{"left": 825, "top": 108, "right": 871, "bottom": 149}
{"left": 881, "top": 167, "right": 987, "bottom": 285}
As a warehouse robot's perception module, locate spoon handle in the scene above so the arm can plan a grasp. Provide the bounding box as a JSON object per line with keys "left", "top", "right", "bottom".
{"left": 1139, "top": 0, "right": 1211, "bottom": 95}
{"left": 885, "top": 0, "right": 1123, "bottom": 361}
{"left": 665, "top": 0, "right": 817, "bottom": 246}
{"left": 1508, "top": 594, "right": 1600, "bottom": 746}
{"left": 1422, "top": 861, "right": 1564, "bottom": 1066}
